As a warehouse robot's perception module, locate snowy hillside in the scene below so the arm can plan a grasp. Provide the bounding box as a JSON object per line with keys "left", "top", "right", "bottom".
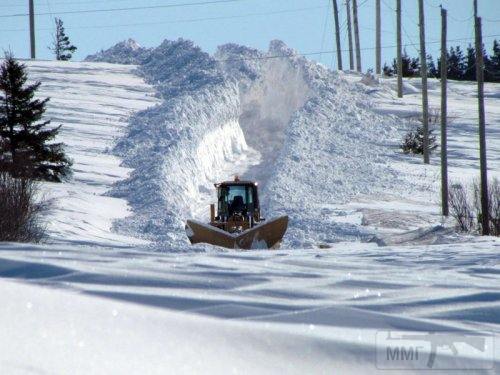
{"left": 0, "top": 39, "right": 499, "bottom": 374}
{"left": 25, "top": 60, "right": 159, "bottom": 247}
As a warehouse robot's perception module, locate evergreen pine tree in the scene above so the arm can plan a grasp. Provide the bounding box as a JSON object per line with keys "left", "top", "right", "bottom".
{"left": 490, "top": 39, "right": 500, "bottom": 82}
{"left": 427, "top": 54, "right": 438, "bottom": 78}
{"left": 447, "top": 46, "right": 466, "bottom": 80}
{"left": 482, "top": 43, "right": 493, "bottom": 82}
{"left": 0, "top": 54, "right": 71, "bottom": 182}
{"left": 392, "top": 58, "right": 398, "bottom": 75}
{"left": 491, "top": 40, "right": 500, "bottom": 69}
{"left": 410, "top": 56, "right": 420, "bottom": 77}
{"left": 50, "top": 18, "right": 77, "bottom": 61}
{"left": 392, "top": 49, "right": 419, "bottom": 77}
{"left": 401, "top": 125, "right": 437, "bottom": 155}
{"left": 464, "top": 44, "right": 476, "bottom": 81}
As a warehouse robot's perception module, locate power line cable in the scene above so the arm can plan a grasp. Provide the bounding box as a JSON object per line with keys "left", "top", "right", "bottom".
{"left": 214, "top": 34, "right": 500, "bottom": 63}
{"left": 45, "top": 0, "right": 55, "bottom": 22}
{"left": 0, "top": 5, "right": 327, "bottom": 32}
{"left": 380, "top": 0, "right": 394, "bottom": 12}
{"left": 0, "top": 0, "right": 248, "bottom": 18}
{"left": 318, "top": 0, "right": 330, "bottom": 64}
{"left": 0, "top": 0, "right": 132, "bottom": 7}
{"left": 448, "top": 14, "right": 474, "bottom": 22}
{"left": 424, "top": 0, "right": 440, "bottom": 8}
{"left": 402, "top": 23, "right": 420, "bottom": 55}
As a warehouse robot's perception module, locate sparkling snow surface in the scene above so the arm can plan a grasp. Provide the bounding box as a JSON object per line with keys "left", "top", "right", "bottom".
{"left": 0, "top": 44, "right": 499, "bottom": 374}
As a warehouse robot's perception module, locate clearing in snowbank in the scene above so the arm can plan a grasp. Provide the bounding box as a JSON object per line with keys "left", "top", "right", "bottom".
{"left": 87, "top": 39, "right": 407, "bottom": 250}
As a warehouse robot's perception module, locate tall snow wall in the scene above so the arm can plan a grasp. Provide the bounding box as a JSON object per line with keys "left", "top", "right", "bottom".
{"left": 106, "top": 40, "right": 250, "bottom": 248}
{"left": 218, "top": 41, "right": 403, "bottom": 248}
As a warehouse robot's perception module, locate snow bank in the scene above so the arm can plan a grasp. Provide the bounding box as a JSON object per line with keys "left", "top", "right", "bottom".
{"left": 101, "top": 38, "right": 404, "bottom": 250}
{"left": 219, "top": 41, "right": 403, "bottom": 247}
{"left": 110, "top": 40, "right": 252, "bottom": 248}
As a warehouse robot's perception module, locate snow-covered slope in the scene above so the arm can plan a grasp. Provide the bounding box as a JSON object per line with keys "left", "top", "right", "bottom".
{"left": 0, "top": 40, "right": 498, "bottom": 374}
{"left": 26, "top": 60, "right": 159, "bottom": 247}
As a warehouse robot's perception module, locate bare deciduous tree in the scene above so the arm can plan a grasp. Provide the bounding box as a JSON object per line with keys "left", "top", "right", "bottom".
{"left": 0, "top": 172, "right": 48, "bottom": 242}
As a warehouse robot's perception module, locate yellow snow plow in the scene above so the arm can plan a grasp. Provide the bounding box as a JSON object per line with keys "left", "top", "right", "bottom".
{"left": 185, "top": 177, "right": 288, "bottom": 249}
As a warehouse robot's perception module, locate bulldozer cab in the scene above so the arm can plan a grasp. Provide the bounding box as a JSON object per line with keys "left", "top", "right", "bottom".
{"left": 216, "top": 181, "right": 259, "bottom": 219}
{"left": 185, "top": 176, "right": 288, "bottom": 249}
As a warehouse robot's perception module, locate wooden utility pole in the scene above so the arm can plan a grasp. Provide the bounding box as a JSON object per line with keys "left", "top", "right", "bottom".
{"left": 396, "top": 0, "right": 403, "bottom": 97}
{"left": 418, "top": 0, "right": 430, "bottom": 164}
{"left": 475, "top": 16, "right": 490, "bottom": 235}
{"left": 346, "top": 0, "right": 354, "bottom": 70}
{"left": 332, "top": 0, "right": 343, "bottom": 70}
{"left": 473, "top": 0, "right": 478, "bottom": 19}
{"left": 352, "top": 0, "right": 362, "bottom": 72}
{"left": 440, "top": 7, "right": 449, "bottom": 216}
{"left": 375, "top": 0, "right": 381, "bottom": 75}
{"left": 29, "top": 0, "right": 36, "bottom": 59}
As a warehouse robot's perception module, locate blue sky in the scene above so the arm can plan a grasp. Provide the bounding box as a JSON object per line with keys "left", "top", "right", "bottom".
{"left": 0, "top": 0, "right": 499, "bottom": 70}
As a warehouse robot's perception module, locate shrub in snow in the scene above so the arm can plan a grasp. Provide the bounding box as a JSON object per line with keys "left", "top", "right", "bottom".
{"left": 449, "top": 183, "right": 475, "bottom": 232}
{"left": 383, "top": 63, "right": 394, "bottom": 77}
{"left": 401, "top": 125, "right": 437, "bottom": 155}
{"left": 473, "top": 179, "right": 500, "bottom": 236}
{"left": 0, "top": 172, "right": 47, "bottom": 242}
{"left": 401, "top": 109, "right": 438, "bottom": 155}
{"left": 449, "top": 179, "right": 500, "bottom": 236}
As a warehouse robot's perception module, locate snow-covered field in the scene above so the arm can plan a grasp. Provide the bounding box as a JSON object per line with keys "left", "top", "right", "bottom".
{"left": 0, "top": 41, "right": 499, "bottom": 374}
{"left": 27, "top": 60, "right": 159, "bottom": 248}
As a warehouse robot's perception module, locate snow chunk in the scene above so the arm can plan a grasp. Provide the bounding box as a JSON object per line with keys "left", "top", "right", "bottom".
{"left": 85, "top": 39, "right": 151, "bottom": 65}
{"left": 139, "top": 39, "right": 224, "bottom": 98}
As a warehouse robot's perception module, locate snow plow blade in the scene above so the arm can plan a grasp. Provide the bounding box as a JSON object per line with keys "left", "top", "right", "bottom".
{"left": 186, "top": 216, "right": 288, "bottom": 250}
